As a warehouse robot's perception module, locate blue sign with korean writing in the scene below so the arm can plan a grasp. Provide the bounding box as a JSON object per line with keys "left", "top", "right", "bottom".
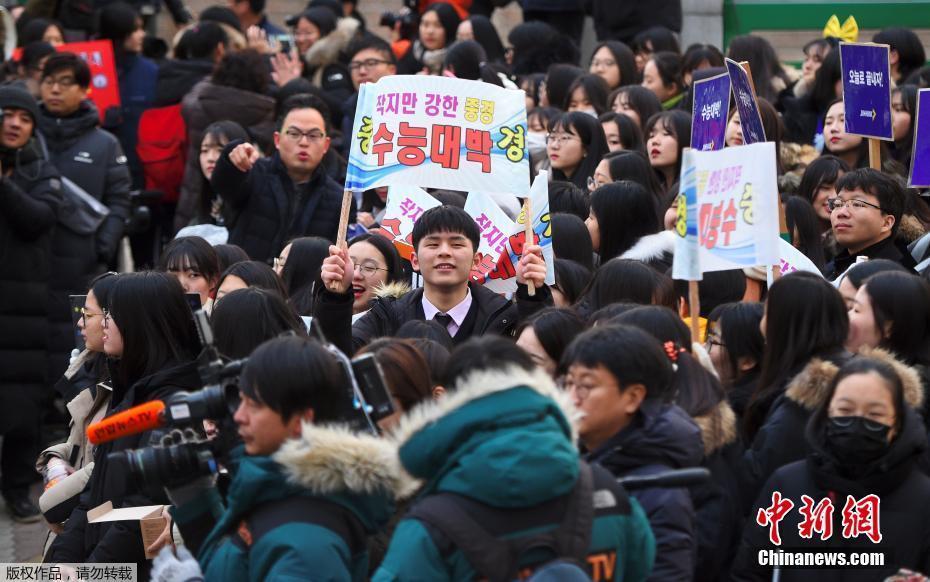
{"left": 840, "top": 42, "right": 892, "bottom": 140}
{"left": 909, "top": 89, "right": 930, "bottom": 187}
{"left": 691, "top": 72, "right": 731, "bottom": 152}
{"left": 725, "top": 59, "right": 766, "bottom": 145}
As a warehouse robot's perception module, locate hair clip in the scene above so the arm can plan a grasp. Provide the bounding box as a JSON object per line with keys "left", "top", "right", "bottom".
{"left": 663, "top": 341, "right": 686, "bottom": 364}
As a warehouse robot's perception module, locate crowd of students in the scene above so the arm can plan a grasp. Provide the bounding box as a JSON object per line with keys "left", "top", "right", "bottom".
{"left": 3, "top": 0, "right": 930, "bottom": 580}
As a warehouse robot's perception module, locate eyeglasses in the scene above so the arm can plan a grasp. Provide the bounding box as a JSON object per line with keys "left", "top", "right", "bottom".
{"left": 40, "top": 76, "right": 77, "bottom": 89}
{"left": 274, "top": 256, "right": 286, "bottom": 269}
{"left": 283, "top": 128, "right": 326, "bottom": 143}
{"left": 565, "top": 382, "right": 592, "bottom": 401}
{"left": 352, "top": 261, "right": 389, "bottom": 277}
{"left": 348, "top": 58, "right": 391, "bottom": 71}
{"left": 705, "top": 337, "right": 725, "bottom": 350}
{"left": 587, "top": 176, "right": 608, "bottom": 192}
{"left": 546, "top": 133, "right": 579, "bottom": 146}
{"left": 826, "top": 198, "right": 884, "bottom": 213}
{"left": 101, "top": 309, "right": 111, "bottom": 330}
{"left": 80, "top": 307, "right": 103, "bottom": 327}
{"left": 590, "top": 59, "right": 616, "bottom": 68}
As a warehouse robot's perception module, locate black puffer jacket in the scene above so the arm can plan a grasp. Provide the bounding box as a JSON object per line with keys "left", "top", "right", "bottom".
{"left": 37, "top": 101, "right": 132, "bottom": 388}
{"left": 732, "top": 405, "right": 930, "bottom": 581}
{"left": 153, "top": 59, "right": 214, "bottom": 107}
{"left": 210, "top": 139, "right": 353, "bottom": 263}
{"left": 47, "top": 360, "right": 201, "bottom": 574}
{"left": 315, "top": 281, "right": 551, "bottom": 356}
{"left": 586, "top": 400, "right": 703, "bottom": 582}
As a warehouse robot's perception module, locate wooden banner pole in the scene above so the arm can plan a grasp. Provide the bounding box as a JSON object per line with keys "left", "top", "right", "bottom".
{"left": 523, "top": 198, "right": 535, "bottom": 296}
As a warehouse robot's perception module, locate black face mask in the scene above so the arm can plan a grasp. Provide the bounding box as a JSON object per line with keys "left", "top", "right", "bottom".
{"left": 825, "top": 416, "right": 892, "bottom": 468}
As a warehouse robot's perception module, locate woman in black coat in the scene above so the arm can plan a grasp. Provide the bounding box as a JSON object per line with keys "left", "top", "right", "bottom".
{"left": 732, "top": 356, "right": 930, "bottom": 581}
{"left": 47, "top": 272, "right": 201, "bottom": 575}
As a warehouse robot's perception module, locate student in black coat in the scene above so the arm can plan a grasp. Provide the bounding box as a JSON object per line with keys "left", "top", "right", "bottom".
{"left": 0, "top": 85, "right": 64, "bottom": 521}
{"left": 318, "top": 205, "right": 551, "bottom": 355}
{"left": 47, "top": 272, "right": 202, "bottom": 575}
{"left": 210, "top": 94, "right": 355, "bottom": 264}
{"left": 732, "top": 356, "right": 930, "bottom": 581}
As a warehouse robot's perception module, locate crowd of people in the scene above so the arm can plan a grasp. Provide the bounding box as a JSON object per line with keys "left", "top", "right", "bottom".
{"left": 2, "top": 0, "right": 930, "bottom": 580}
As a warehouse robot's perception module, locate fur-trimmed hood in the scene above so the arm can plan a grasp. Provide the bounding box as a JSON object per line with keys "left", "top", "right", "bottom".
{"left": 374, "top": 280, "right": 411, "bottom": 300}
{"left": 275, "top": 423, "right": 414, "bottom": 499}
{"left": 693, "top": 400, "right": 738, "bottom": 456}
{"left": 305, "top": 17, "right": 359, "bottom": 70}
{"left": 898, "top": 214, "right": 927, "bottom": 245}
{"left": 620, "top": 230, "right": 676, "bottom": 263}
{"left": 785, "top": 347, "right": 925, "bottom": 411}
{"left": 389, "top": 365, "right": 582, "bottom": 506}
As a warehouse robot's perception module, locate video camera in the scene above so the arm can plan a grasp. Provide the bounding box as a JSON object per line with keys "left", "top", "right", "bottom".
{"left": 379, "top": 0, "right": 418, "bottom": 42}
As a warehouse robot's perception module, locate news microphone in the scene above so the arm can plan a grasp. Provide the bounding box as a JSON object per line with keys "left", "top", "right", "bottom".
{"left": 617, "top": 467, "right": 711, "bottom": 490}
{"left": 86, "top": 400, "right": 166, "bottom": 445}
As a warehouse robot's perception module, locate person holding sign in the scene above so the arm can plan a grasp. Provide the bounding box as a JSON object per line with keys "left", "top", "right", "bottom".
{"left": 317, "top": 205, "right": 552, "bottom": 355}
{"left": 210, "top": 94, "right": 354, "bottom": 264}
{"left": 825, "top": 168, "right": 914, "bottom": 279}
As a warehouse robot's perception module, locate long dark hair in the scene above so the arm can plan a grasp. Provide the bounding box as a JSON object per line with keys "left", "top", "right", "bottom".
{"left": 581, "top": 258, "right": 669, "bottom": 313}
{"left": 590, "top": 41, "right": 637, "bottom": 89}
{"left": 107, "top": 272, "right": 200, "bottom": 389}
{"left": 891, "top": 84, "right": 918, "bottom": 168}
{"left": 609, "top": 85, "right": 662, "bottom": 132}
{"left": 551, "top": 213, "right": 594, "bottom": 270}
{"left": 746, "top": 272, "right": 848, "bottom": 439}
{"left": 159, "top": 236, "right": 221, "bottom": 293}
{"left": 515, "top": 307, "right": 585, "bottom": 373}
{"left": 598, "top": 113, "right": 646, "bottom": 155}
{"left": 217, "top": 260, "right": 289, "bottom": 299}
{"left": 549, "top": 111, "right": 610, "bottom": 190}
{"left": 348, "top": 233, "right": 406, "bottom": 286}
{"left": 644, "top": 110, "right": 691, "bottom": 188}
{"left": 466, "top": 15, "right": 505, "bottom": 63}
{"left": 613, "top": 305, "right": 725, "bottom": 418}
{"left": 601, "top": 149, "right": 664, "bottom": 201}
{"left": 564, "top": 73, "right": 610, "bottom": 115}
{"left": 590, "top": 180, "right": 660, "bottom": 262}
{"left": 862, "top": 272, "right": 930, "bottom": 368}
{"left": 796, "top": 155, "right": 849, "bottom": 225}
{"left": 784, "top": 196, "right": 826, "bottom": 272}
{"left": 280, "top": 236, "right": 330, "bottom": 316}
{"left": 199, "top": 121, "right": 249, "bottom": 223}
{"left": 211, "top": 287, "right": 306, "bottom": 360}
{"left": 707, "top": 301, "right": 765, "bottom": 385}
{"left": 726, "top": 35, "right": 790, "bottom": 103}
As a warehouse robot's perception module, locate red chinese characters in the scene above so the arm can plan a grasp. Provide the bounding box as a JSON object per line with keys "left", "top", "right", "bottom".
{"left": 756, "top": 492, "right": 795, "bottom": 546}
{"left": 756, "top": 492, "right": 883, "bottom": 546}
{"left": 797, "top": 495, "right": 834, "bottom": 541}
{"left": 841, "top": 494, "right": 882, "bottom": 543}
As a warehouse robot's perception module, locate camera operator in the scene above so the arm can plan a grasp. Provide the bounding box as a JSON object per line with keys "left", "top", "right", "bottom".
{"left": 47, "top": 272, "right": 202, "bottom": 574}
{"left": 159, "top": 335, "right": 404, "bottom": 580}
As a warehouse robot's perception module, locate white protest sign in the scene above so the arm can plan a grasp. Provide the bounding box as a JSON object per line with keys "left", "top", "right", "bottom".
{"left": 345, "top": 75, "right": 530, "bottom": 196}
{"left": 464, "top": 190, "right": 518, "bottom": 283}
{"left": 777, "top": 238, "right": 823, "bottom": 277}
{"left": 673, "top": 142, "right": 780, "bottom": 280}
{"left": 484, "top": 171, "right": 554, "bottom": 294}
{"left": 370, "top": 186, "right": 441, "bottom": 260}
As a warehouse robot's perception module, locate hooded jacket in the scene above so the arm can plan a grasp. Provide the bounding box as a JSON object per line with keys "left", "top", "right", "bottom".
{"left": 315, "top": 281, "right": 550, "bottom": 356}
{"left": 731, "top": 405, "right": 930, "bottom": 581}
{"left": 587, "top": 400, "right": 704, "bottom": 582}
{"left": 47, "top": 360, "right": 201, "bottom": 572}
{"left": 176, "top": 79, "right": 277, "bottom": 230}
{"left": 175, "top": 425, "right": 404, "bottom": 581}
{"left": 37, "top": 100, "right": 132, "bottom": 390}
{"left": 374, "top": 366, "right": 656, "bottom": 581}
{"left": 740, "top": 349, "right": 924, "bottom": 512}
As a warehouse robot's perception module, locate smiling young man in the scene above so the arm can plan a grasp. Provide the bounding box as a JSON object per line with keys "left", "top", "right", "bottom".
{"left": 825, "top": 168, "right": 914, "bottom": 279}
{"left": 211, "top": 93, "right": 354, "bottom": 263}
{"left": 318, "top": 205, "right": 551, "bottom": 354}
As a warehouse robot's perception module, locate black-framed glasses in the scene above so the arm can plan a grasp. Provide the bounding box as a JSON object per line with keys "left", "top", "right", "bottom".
{"left": 283, "top": 128, "right": 326, "bottom": 143}
{"left": 40, "top": 76, "right": 77, "bottom": 89}
{"left": 348, "top": 58, "right": 391, "bottom": 71}
{"left": 352, "top": 261, "right": 389, "bottom": 277}
{"left": 827, "top": 197, "right": 884, "bottom": 213}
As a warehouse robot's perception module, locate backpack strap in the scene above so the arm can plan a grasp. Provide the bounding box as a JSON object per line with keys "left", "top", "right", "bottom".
{"left": 230, "top": 496, "right": 367, "bottom": 556}
{"left": 407, "top": 462, "right": 595, "bottom": 582}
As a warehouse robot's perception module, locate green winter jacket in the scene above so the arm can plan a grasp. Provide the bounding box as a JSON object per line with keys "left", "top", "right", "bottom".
{"left": 373, "top": 366, "right": 656, "bottom": 582}
{"left": 174, "top": 425, "right": 405, "bottom": 581}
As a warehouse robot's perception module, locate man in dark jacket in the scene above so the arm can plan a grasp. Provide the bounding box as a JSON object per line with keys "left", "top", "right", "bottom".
{"left": 211, "top": 93, "right": 354, "bottom": 263}
{"left": 37, "top": 52, "right": 132, "bottom": 387}
{"left": 0, "top": 85, "right": 64, "bottom": 521}
{"left": 318, "top": 205, "right": 551, "bottom": 355}
{"left": 564, "top": 325, "right": 703, "bottom": 582}
{"left": 825, "top": 168, "right": 915, "bottom": 279}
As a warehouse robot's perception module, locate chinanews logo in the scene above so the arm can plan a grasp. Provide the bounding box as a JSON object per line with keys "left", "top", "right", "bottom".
{"left": 753, "top": 491, "right": 887, "bottom": 569}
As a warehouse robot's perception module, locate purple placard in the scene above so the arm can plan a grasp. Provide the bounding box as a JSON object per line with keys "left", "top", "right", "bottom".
{"left": 909, "top": 89, "right": 930, "bottom": 187}
{"left": 691, "top": 72, "right": 731, "bottom": 151}
{"left": 839, "top": 42, "right": 892, "bottom": 140}
{"left": 725, "top": 58, "right": 766, "bottom": 145}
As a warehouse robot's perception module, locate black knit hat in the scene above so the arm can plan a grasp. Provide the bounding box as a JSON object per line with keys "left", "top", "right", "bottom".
{"left": 0, "top": 84, "right": 39, "bottom": 123}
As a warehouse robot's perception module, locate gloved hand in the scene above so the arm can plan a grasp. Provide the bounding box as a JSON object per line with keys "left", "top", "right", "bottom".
{"left": 151, "top": 546, "right": 204, "bottom": 582}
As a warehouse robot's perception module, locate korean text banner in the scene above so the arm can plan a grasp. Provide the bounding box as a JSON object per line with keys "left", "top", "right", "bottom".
{"left": 464, "top": 190, "right": 518, "bottom": 283}
{"left": 691, "top": 72, "right": 731, "bottom": 152}
{"left": 840, "top": 42, "right": 892, "bottom": 140}
{"left": 484, "top": 171, "right": 554, "bottom": 295}
{"left": 371, "top": 186, "right": 441, "bottom": 260}
{"left": 909, "top": 89, "right": 930, "bottom": 187}
{"left": 346, "top": 75, "right": 530, "bottom": 195}
{"left": 673, "top": 143, "right": 780, "bottom": 280}
{"left": 725, "top": 59, "right": 766, "bottom": 145}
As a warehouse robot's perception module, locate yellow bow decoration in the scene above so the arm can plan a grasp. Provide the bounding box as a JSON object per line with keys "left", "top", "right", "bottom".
{"left": 823, "top": 15, "right": 859, "bottom": 43}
